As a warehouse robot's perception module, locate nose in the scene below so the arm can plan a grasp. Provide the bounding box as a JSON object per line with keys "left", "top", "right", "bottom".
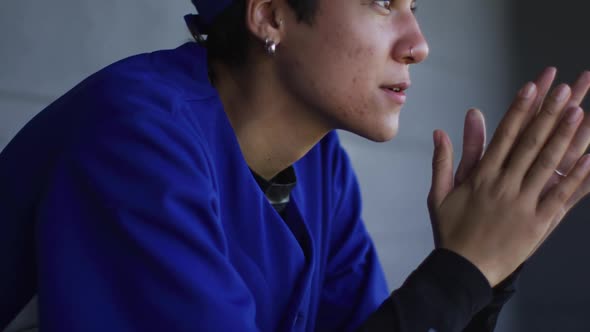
{"left": 393, "top": 13, "right": 429, "bottom": 65}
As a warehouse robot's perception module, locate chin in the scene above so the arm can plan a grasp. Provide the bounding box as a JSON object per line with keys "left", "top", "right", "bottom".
{"left": 365, "top": 126, "right": 399, "bottom": 142}
{"left": 347, "top": 117, "right": 399, "bottom": 142}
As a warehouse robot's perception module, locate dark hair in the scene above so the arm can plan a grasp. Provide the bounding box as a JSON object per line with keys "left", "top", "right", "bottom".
{"left": 189, "top": 0, "right": 318, "bottom": 68}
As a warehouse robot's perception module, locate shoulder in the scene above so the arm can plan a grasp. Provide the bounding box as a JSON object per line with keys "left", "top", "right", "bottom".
{"left": 79, "top": 43, "right": 217, "bottom": 118}
{"left": 43, "top": 43, "right": 222, "bottom": 168}
{"left": 38, "top": 42, "right": 218, "bottom": 132}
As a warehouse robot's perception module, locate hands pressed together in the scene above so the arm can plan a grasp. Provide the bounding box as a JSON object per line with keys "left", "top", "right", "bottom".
{"left": 428, "top": 68, "right": 590, "bottom": 287}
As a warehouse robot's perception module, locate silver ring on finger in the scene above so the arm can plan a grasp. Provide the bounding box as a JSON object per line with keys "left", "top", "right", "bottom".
{"left": 554, "top": 169, "right": 567, "bottom": 177}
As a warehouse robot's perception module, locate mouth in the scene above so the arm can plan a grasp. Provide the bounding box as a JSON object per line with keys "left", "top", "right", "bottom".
{"left": 380, "top": 82, "right": 410, "bottom": 105}
{"left": 381, "top": 82, "right": 410, "bottom": 93}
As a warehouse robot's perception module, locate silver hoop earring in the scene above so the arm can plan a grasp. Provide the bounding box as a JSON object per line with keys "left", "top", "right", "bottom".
{"left": 265, "top": 38, "right": 277, "bottom": 55}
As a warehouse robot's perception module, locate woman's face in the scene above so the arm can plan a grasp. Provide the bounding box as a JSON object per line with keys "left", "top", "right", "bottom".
{"left": 277, "top": 0, "right": 428, "bottom": 141}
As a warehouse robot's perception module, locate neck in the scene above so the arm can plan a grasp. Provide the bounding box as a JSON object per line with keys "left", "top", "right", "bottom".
{"left": 211, "top": 60, "right": 330, "bottom": 180}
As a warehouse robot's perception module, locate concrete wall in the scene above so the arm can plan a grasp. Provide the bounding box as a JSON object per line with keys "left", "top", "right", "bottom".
{"left": 4, "top": 0, "right": 587, "bottom": 331}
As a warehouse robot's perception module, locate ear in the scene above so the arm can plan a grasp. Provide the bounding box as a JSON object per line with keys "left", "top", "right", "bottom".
{"left": 245, "top": 0, "right": 284, "bottom": 44}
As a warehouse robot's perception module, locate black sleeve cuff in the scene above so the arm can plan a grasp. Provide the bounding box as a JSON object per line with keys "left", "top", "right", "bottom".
{"left": 358, "top": 248, "right": 493, "bottom": 332}
{"left": 462, "top": 263, "right": 524, "bottom": 332}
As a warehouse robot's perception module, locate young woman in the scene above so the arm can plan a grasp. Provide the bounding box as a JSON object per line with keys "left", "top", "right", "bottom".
{"left": 1, "top": 0, "right": 589, "bottom": 331}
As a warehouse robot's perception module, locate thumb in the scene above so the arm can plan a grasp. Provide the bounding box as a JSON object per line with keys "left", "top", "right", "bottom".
{"left": 428, "top": 130, "right": 455, "bottom": 210}
{"left": 455, "top": 109, "right": 486, "bottom": 187}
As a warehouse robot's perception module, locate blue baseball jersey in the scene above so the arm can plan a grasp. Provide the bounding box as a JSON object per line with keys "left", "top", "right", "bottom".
{"left": 0, "top": 42, "right": 389, "bottom": 331}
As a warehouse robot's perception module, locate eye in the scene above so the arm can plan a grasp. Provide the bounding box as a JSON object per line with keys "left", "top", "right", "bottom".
{"left": 373, "top": 0, "right": 392, "bottom": 12}
{"left": 373, "top": 1, "right": 417, "bottom": 14}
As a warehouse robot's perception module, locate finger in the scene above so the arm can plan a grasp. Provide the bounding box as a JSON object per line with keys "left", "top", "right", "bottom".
{"left": 564, "top": 167, "right": 590, "bottom": 210}
{"left": 455, "top": 109, "right": 486, "bottom": 186}
{"left": 527, "top": 67, "right": 557, "bottom": 117}
{"left": 503, "top": 84, "right": 571, "bottom": 181}
{"left": 538, "top": 154, "right": 590, "bottom": 220}
{"left": 428, "top": 130, "right": 454, "bottom": 210}
{"left": 520, "top": 67, "right": 558, "bottom": 133}
{"left": 540, "top": 109, "right": 590, "bottom": 197}
{"left": 565, "top": 71, "right": 590, "bottom": 110}
{"left": 532, "top": 67, "right": 558, "bottom": 112}
{"left": 479, "top": 82, "right": 538, "bottom": 174}
{"left": 539, "top": 172, "right": 561, "bottom": 198}
{"left": 533, "top": 163, "right": 590, "bottom": 258}
{"left": 556, "top": 113, "right": 590, "bottom": 174}
{"left": 536, "top": 72, "right": 590, "bottom": 196}
{"left": 553, "top": 72, "right": 590, "bottom": 174}
{"left": 522, "top": 106, "right": 583, "bottom": 194}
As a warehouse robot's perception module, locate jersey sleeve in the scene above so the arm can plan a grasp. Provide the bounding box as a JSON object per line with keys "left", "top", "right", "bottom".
{"left": 35, "top": 111, "right": 260, "bottom": 331}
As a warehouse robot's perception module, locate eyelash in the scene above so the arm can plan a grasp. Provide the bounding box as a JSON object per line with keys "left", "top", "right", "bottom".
{"left": 374, "top": 1, "right": 418, "bottom": 14}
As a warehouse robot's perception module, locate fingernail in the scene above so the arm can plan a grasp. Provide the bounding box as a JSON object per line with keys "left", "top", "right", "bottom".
{"left": 520, "top": 82, "right": 535, "bottom": 98}
{"left": 545, "top": 67, "right": 557, "bottom": 75}
{"left": 553, "top": 84, "right": 570, "bottom": 102}
{"left": 567, "top": 107, "right": 582, "bottom": 124}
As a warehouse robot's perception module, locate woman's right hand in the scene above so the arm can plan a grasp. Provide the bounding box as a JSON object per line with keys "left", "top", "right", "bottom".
{"left": 428, "top": 73, "right": 590, "bottom": 287}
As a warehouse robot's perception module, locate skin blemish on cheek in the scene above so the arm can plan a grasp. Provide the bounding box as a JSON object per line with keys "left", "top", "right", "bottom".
{"left": 354, "top": 47, "right": 364, "bottom": 58}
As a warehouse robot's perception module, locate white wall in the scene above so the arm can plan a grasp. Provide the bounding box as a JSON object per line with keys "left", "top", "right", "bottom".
{"left": 0, "top": 0, "right": 195, "bottom": 149}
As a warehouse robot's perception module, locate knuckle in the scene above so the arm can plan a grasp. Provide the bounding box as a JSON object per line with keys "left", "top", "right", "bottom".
{"left": 537, "top": 153, "right": 557, "bottom": 171}
{"left": 470, "top": 170, "right": 491, "bottom": 190}
{"left": 553, "top": 188, "right": 570, "bottom": 204}
{"left": 432, "top": 155, "right": 447, "bottom": 169}
{"left": 556, "top": 122, "right": 575, "bottom": 139}
{"left": 522, "top": 134, "right": 539, "bottom": 149}
{"left": 541, "top": 102, "right": 561, "bottom": 116}
{"left": 467, "top": 172, "right": 480, "bottom": 186}
{"left": 525, "top": 218, "right": 548, "bottom": 240}
{"left": 468, "top": 176, "right": 483, "bottom": 193}
{"left": 487, "top": 178, "right": 511, "bottom": 200}
{"left": 570, "top": 162, "right": 587, "bottom": 181}
{"left": 464, "top": 144, "right": 481, "bottom": 154}
{"left": 513, "top": 99, "right": 530, "bottom": 114}
{"left": 561, "top": 150, "right": 578, "bottom": 167}
{"left": 497, "top": 126, "right": 517, "bottom": 143}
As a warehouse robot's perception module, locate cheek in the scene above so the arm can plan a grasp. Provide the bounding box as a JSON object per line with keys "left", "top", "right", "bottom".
{"left": 328, "top": 47, "right": 380, "bottom": 118}
{"left": 279, "top": 20, "right": 389, "bottom": 122}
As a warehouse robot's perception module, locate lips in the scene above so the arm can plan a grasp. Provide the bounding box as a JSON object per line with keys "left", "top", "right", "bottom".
{"left": 380, "top": 82, "right": 410, "bottom": 105}
{"left": 381, "top": 82, "right": 410, "bottom": 93}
